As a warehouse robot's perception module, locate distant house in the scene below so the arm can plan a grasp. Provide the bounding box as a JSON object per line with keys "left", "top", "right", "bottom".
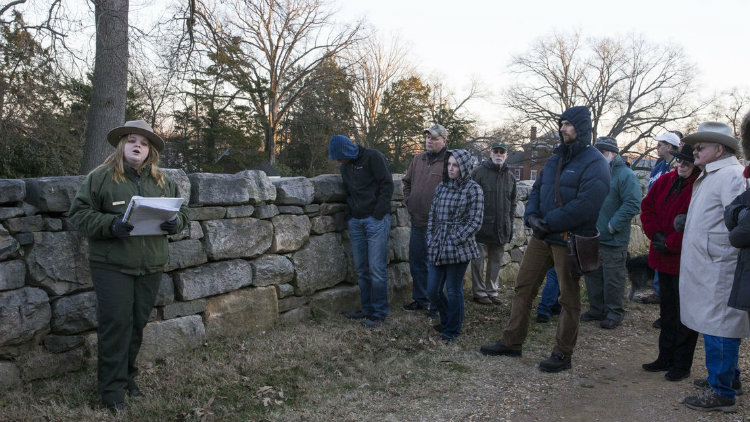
{"left": 507, "top": 127, "right": 558, "bottom": 181}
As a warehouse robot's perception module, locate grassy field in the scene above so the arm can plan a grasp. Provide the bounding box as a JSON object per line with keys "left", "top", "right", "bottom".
{"left": 1, "top": 282, "right": 746, "bottom": 422}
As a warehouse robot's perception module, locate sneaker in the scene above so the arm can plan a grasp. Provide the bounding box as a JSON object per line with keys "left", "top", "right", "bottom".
{"left": 580, "top": 311, "right": 603, "bottom": 322}
{"left": 536, "top": 313, "right": 550, "bottom": 323}
{"left": 489, "top": 296, "right": 502, "bottom": 305}
{"left": 343, "top": 310, "right": 366, "bottom": 320}
{"left": 362, "top": 316, "right": 383, "bottom": 328}
{"left": 694, "top": 378, "right": 743, "bottom": 396}
{"left": 652, "top": 318, "right": 662, "bottom": 329}
{"left": 684, "top": 389, "right": 736, "bottom": 412}
{"left": 479, "top": 340, "right": 522, "bottom": 357}
{"left": 638, "top": 293, "right": 661, "bottom": 304}
{"left": 473, "top": 296, "right": 493, "bottom": 305}
{"left": 402, "top": 301, "right": 427, "bottom": 312}
{"left": 539, "top": 352, "right": 572, "bottom": 373}
{"left": 642, "top": 359, "right": 670, "bottom": 372}
{"left": 600, "top": 318, "right": 620, "bottom": 329}
{"left": 665, "top": 368, "right": 690, "bottom": 381}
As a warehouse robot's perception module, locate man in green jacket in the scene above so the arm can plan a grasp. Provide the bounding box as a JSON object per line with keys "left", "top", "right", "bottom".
{"left": 582, "top": 136, "right": 642, "bottom": 329}
{"left": 470, "top": 142, "right": 517, "bottom": 305}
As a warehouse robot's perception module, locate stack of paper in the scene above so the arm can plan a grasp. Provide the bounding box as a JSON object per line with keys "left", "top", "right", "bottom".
{"left": 123, "top": 196, "right": 185, "bottom": 236}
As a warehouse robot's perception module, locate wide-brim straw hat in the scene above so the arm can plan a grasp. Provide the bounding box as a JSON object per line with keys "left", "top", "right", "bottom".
{"left": 106, "top": 120, "right": 165, "bottom": 152}
{"left": 682, "top": 121, "right": 739, "bottom": 152}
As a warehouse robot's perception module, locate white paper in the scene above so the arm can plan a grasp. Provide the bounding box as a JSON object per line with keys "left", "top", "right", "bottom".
{"left": 123, "top": 196, "right": 184, "bottom": 236}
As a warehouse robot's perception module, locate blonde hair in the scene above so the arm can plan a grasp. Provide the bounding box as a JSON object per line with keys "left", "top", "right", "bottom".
{"left": 95, "top": 135, "right": 165, "bottom": 186}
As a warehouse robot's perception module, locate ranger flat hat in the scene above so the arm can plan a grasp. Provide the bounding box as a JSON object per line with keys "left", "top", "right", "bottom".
{"left": 106, "top": 120, "right": 165, "bottom": 152}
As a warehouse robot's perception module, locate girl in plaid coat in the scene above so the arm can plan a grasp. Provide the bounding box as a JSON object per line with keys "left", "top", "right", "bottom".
{"left": 427, "top": 149, "right": 484, "bottom": 340}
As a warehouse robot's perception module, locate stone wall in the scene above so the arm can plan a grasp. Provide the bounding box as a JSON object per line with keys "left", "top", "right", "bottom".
{"left": 0, "top": 172, "right": 645, "bottom": 389}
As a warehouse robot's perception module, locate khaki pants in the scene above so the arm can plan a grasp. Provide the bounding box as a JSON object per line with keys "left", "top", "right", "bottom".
{"left": 500, "top": 236, "right": 581, "bottom": 357}
{"left": 470, "top": 243, "right": 504, "bottom": 298}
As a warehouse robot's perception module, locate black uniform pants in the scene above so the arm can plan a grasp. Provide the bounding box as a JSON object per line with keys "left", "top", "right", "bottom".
{"left": 91, "top": 267, "right": 161, "bottom": 405}
{"left": 657, "top": 272, "right": 699, "bottom": 371}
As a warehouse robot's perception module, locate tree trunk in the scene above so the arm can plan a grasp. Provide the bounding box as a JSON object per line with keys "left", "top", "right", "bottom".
{"left": 79, "top": 0, "right": 129, "bottom": 174}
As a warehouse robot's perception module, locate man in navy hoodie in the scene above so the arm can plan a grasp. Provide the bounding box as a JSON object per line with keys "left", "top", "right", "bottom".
{"left": 329, "top": 135, "right": 394, "bottom": 328}
{"left": 480, "top": 106, "right": 610, "bottom": 372}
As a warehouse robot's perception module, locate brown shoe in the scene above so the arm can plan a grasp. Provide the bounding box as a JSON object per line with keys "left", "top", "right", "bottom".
{"left": 473, "top": 296, "right": 493, "bottom": 305}
{"left": 489, "top": 296, "right": 502, "bottom": 305}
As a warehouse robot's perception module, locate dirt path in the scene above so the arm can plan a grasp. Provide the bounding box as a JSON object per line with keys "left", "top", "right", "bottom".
{"left": 506, "top": 305, "right": 750, "bottom": 422}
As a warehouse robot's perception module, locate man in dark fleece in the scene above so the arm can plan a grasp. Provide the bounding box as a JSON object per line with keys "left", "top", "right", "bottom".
{"left": 480, "top": 106, "right": 610, "bottom": 372}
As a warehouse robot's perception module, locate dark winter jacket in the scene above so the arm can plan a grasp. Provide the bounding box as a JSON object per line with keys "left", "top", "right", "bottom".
{"left": 427, "top": 149, "right": 484, "bottom": 266}
{"left": 472, "top": 160, "right": 517, "bottom": 245}
{"left": 648, "top": 158, "right": 672, "bottom": 190}
{"left": 726, "top": 190, "right": 750, "bottom": 311}
{"left": 640, "top": 168, "right": 699, "bottom": 275}
{"left": 403, "top": 148, "right": 446, "bottom": 227}
{"left": 339, "top": 146, "right": 394, "bottom": 220}
{"left": 68, "top": 165, "right": 189, "bottom": 275}
{"left": 524, "top": 106, "right": 611, "bottom": 246}
{"left": 597, "top": 155, "right": 642, "bottom": 247}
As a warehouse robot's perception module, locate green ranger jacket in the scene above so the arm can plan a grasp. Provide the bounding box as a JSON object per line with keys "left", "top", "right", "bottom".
{"left": 68, "top": 165, "right": 189, "bottom": 275}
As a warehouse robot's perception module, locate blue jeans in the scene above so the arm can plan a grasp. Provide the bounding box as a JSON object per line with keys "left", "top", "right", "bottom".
{"left": 653, "top": 270, "right": 660, "bottom": 296}
{"left": 427, "top": 261, "right": 469, "bottom": 340}
{"left": 536, "top": 268, "right": 561, "bottom": 316}
{"left": 704, "top": 334, "right": 741, "bottom": 401}
{"left": 408, "top": 226, "right": 430, "bottom": 306}
{"left": 348, "top": 215, "right": 391, "bottom": 320}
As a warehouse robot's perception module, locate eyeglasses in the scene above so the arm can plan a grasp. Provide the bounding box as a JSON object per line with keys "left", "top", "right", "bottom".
{"left": 425, "top": 135, "right": 443, "bottom": 141}
{"left": 675, "top": 158, "right": 692, "bottom": 166}
{"left": 694, "top": 143, "right": 714, "bottom": 152}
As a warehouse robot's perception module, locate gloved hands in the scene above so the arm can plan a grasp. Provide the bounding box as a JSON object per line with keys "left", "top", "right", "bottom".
{"left": 652, "top": 232, "right": 669, "bottom": 254}
{"left": 527, "top": 215, "right": 549, "bottom": 239}
{"left": 111, "top": 219, "right": 134, "bottom": 238}
{"left": 160, "top": 217, "right": 179, "bottom": 235}
{"left": 673, "top": 214, "right": 687, "bottom": 233}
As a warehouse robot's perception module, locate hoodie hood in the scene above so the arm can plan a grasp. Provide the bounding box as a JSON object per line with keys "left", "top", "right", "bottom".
{"left": 558, "top": 106, "right": 592, "bottom": 146}
{"left": 443, "top": 149, "right": 474, "bottom": 185}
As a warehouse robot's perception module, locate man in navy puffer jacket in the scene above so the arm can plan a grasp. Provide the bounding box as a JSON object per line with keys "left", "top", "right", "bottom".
{"left": 480, "top": 106, "right": 610, "bottom": 373}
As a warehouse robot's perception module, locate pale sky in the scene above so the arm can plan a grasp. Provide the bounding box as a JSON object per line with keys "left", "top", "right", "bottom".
{"left": 338, "top": 0, "right": 750, "bottom": 127}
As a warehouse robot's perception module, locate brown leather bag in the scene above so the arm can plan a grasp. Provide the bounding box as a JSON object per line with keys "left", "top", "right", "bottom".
{"left": 566, "top": 232, "right": 601, "bottom": 278}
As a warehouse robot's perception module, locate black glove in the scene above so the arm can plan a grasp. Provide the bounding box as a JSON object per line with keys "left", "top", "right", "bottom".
{"left": 527, "top": 216, "right": 549, "bottom": 239}
{"left": 111, "top": 219, "right": 134, "bottom": 238}
{"left": 160, "top": 218, "right": 179, "bottom": 235}
{"left": 652, "top": 232, "right": 669, "bottom": 254}
{"left": 673, "top": 214, "right": 687, "bottom": 233}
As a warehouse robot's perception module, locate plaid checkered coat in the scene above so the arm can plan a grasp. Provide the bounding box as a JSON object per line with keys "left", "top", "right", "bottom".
{"left": 427, "top": 149, "right": 484, "bottom": 266}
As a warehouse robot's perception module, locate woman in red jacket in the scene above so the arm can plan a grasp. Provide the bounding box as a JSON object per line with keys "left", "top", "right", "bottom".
{"left": 640, "top": 143, "right": 700, "bottom": 381}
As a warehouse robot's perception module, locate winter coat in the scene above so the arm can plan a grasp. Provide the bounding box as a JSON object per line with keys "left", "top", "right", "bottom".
{"left": 640, "top": 168, "right": 699, "bottom": 275}
{"left": 680, "top": 156, "right": 750, "bottom": 338}
{"left": 403, "top": 148, "right": 446, "bottom": 227}
{"left": 726, "top": 190, "right": 750, "bottom": 312}
{"left": 472, "top": 160, "right": 517, "bottom": 245}
{"left": 68, "top": 165, "right": 189, "bottom": 276}
{"left": 597, "top": 155, "right": 641, "bottom": 247}
{"left": 525, "top": 106, "right": 611, "bottom": 246}
{"left": 339, "top": 146, "right": 394, "bottom": 220}
{"left": 427, "top": 149, "right": 484, "bottom": 266}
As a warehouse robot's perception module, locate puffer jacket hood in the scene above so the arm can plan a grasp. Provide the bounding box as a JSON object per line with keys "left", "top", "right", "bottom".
{"left": 443, "top": 149, "right": 475, "bottom": 185}
{"left": 558, "top": 106, "right": 593, "bottom": 160}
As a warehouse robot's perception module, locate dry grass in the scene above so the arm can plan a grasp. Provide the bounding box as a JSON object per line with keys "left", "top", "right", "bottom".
{"left": 1, "top": 282, "right": 748, "bottom": 422}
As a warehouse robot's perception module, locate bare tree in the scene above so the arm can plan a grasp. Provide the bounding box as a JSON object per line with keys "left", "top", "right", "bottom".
{"left": 191, "top": 0, "right": 362, "bottom": 164}
{"left": 346, "top": 31, "right": 409, "bottom": 147}
{"left": 504, "top": 31, "right": 706, "bottom": 160}
{"left": 79, "top": 0, "right": 129, "bottom": 173}
{"left": 707, "top": 88, "right": 750, "bottom": 138}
